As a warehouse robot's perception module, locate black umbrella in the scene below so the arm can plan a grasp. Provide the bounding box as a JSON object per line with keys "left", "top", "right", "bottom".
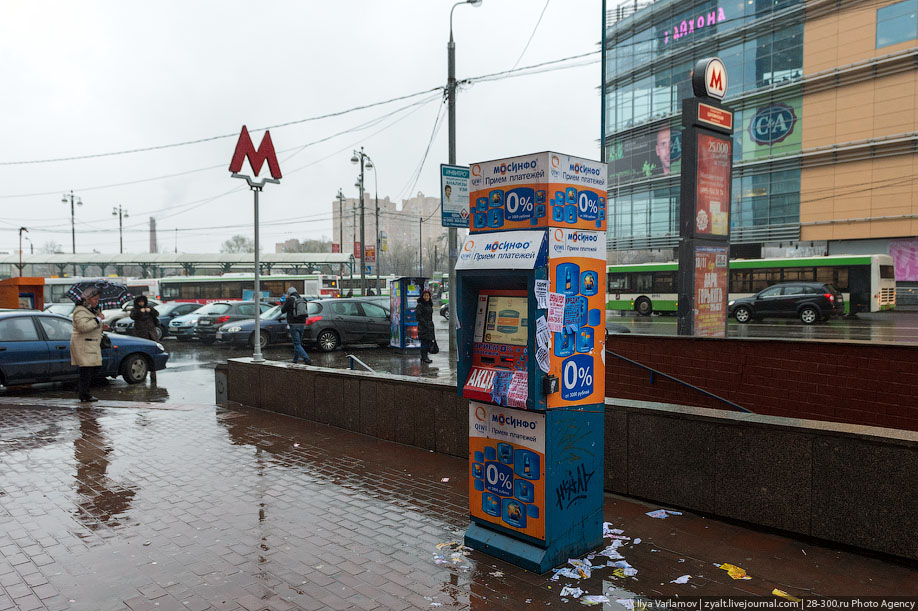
{"left": 66, "top": 280, "right": 133, "bottom": 310}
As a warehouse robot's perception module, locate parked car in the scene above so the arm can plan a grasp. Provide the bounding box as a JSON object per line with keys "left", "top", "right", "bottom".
{"left": 440, "top": 302, "right": 449, "bottom": 319}
{"left": 728, "top": 282, "right": 844, "bottom": 325}
{"left": 113, "top": 302, "right": 202, "bottom": 340}
{"left": 44, "top": 303, "right": 77, "bottom": 317}
{"left": 215, "top": 305, "right": 296, "bottom": 349}
{"left": 102, "top": 299, "right": 162, "bottom": 330}
{"left": 194, "top": 301, "right": 273, "bottom": 344}
{"left": 0, "top": 311, "right": 168, "bottom": 386}
{"left": 301, "top": 298, "right": 390, "bottom": 351}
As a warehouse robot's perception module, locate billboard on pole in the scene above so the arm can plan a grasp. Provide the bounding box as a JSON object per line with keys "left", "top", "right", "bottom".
{"left": 441, "top": 164, "right": 470, "bottom": 228}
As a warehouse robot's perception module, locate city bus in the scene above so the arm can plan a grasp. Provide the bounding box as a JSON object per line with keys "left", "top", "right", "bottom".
{"left": 159, "top": 273, "right": 340, "bottom": 303}
{"left": 606, "top": 254, "right": 896, "bottom": 315}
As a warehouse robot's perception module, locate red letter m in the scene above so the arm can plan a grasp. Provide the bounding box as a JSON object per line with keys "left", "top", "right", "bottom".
{"left": 229, "top": 125, "right": 282, "bottom": 179}
{"left": 709, "top": 68, "right": 723, "bottom": 94}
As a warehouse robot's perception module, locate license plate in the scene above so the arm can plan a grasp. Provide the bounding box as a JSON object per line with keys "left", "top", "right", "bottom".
{"left": 216, "top": 332, "right": 223, "bottom": 339}
{"left": 199, "top": 320, "right": 211, "bottom": 325}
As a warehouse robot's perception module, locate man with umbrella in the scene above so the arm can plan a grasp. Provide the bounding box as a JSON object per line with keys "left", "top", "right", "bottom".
{"left": 67, "top": 281, "right": 133, "bottom": 402}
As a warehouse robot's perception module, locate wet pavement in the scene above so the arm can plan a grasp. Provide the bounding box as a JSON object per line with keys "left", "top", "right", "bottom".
{"left": 1, "top": 397, "right": 917, "bottom": 610}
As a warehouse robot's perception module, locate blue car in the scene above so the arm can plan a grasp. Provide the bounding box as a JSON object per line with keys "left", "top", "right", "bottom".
{"left": 112, "top": 301, "right": 203, "bottom": 339}
{"left": 0, "top": 311, "right": 169, "bottom": 386}
{"left": 215, "top": 305, "right": 295, "bottom": 349}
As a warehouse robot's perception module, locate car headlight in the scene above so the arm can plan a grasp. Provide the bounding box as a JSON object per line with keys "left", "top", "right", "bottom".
{"left": 155, "top": 342, "right": 165, "bottom": 351}
{"left": 224, "top": 326, "right": 242, "bottom": 333}
{"left": 728, "top": 300, "right": 735, "bottom": 306}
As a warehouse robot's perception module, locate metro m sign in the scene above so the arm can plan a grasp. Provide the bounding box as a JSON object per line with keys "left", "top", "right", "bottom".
{"left": 692, "top": 57, "right": 727, "bottom": 101}
{"left": 229, "top": 125, "right": 282, "bottom": 180}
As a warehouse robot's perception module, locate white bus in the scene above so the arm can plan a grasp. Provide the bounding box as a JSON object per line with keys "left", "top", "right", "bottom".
{"left": 159, "top": 273, "right": 340, "bottom": 303}
{"left": 606, "top": 254, "right": 896, "bottom": 315}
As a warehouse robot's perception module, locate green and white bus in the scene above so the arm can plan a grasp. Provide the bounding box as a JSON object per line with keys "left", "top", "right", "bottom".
{"left": 606, "top": 254, "right": 896, "bottom": 315}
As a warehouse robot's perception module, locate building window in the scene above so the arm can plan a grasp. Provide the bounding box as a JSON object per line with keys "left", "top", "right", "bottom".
{"left": 877, "top": 0, "right": 918, "bottom": 48}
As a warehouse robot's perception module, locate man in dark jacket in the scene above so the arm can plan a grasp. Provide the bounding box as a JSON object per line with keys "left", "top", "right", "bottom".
{"left": 130, "top": 295, "right": 160, "bottom": 383}
{"left": 416, "top": 289, "right": 435, "bottom": 364}
{"left": 281, "top": 286, "right": 312, "bottom": 365}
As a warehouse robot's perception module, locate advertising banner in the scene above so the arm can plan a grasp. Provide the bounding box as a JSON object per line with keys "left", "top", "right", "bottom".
{"left": 692, "top": 245, "right": 728, "bottom": 337}
{"left": 441, "top": 164, "right": 470, "bottom": 228}
{"left": 695, "top": 133, "right": 732, "bottom": 237}
{"left": 469, "top": 401, "right": 546, "bottom": 541}
{"left": 354, "top": 241, "right": 361, "bottom": 259}
{"left": 547, "top": 229, "right": 606, "bottom": 408}
{"left": 608, "top": 120, "right": 682, "bottom": 187}
{"left": 455, "top": 230, "right": 547, "bottom": 271}
{"left": 365, "top": 245, "right": 376, "bottom": 263}
{"left": 739, "top": 96, "right": 801, "bottom": 161}
{"left": 469, "top": 152, "right": 607, "bottom": 234}
{"left": 331, "top": 243, "right": 340, "bottom": 254}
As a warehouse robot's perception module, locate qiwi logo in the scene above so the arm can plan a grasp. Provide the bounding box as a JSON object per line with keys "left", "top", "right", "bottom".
{"left": 474, "top": 405, "right": 487, "bottom": 422}
{"left": 484, "top": 240, "right": 531, "bottom": 251}
{"left": 554, "top": 229, "right": 564, "bottom": 242}
{"left": 471, "top": 164, "right": 481, "bottom": 177}
{"left": 463, "top": 240, "right": 475, "bottom": 252}
{"left": 551, "top": 155, "right": 560, "bottom": 168}
{"left": 568, "top": 162, "right": 601, "bottom": 176}
{"left": 493, "top": 159, "right": 538, "bottom": 175}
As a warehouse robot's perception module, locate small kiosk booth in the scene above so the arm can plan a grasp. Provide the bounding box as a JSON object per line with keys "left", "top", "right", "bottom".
{"left": 456, "top": 152, "right": 608, "bottom": 573}
{"left": 389, "top": 276, "right": 429, "bottom": 349}
{"left": 0, "top": 277, "right": 44, "bottom": 310}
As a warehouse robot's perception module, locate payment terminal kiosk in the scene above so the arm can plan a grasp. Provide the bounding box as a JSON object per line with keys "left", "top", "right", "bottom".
{"left": 456, "top": 152, "right": 608, "bottom": 573}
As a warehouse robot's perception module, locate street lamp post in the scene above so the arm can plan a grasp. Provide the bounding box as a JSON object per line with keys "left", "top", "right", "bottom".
{"left": 350, "top": 148, "right": 374, "bottom": 295}
{"left": 18, "top": 227, "right": 28, "bottom": 277}
{"left": 61, "top": 190, "right": 83, "bottom": 254}
{"left": 448, "top": 0, "right": 483, "bottom": 354}
{"left": 112, "top": 205, "right": 129, "bottom": 254}
{"left": 336, "top": 188, "right": 345, "bottom": 279}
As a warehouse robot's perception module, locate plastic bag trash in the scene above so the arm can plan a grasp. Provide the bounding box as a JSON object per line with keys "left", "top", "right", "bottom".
{"left": 671, "top": 575, "right": 691, "bottom": 584}
{"left": 551, "top": 567, "right": 583, "bottom": 581}
{"left": 773, "top": 589, "right": 801, "bottom": 602}
{"left": 581, "top": 595, "right": 610, "bottom": 606}
{"left": 646, "top": 509, "right": 682, "bottom": 519}
{"left": 559, "top": 586, "right": 584, "bottom": 599}
{"left": 717, "top": 563, "right": 751, "bottom": 580}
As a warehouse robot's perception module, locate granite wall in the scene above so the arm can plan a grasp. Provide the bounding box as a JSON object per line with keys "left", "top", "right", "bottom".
{"left": 224, "top": 358, "right": 918, "bottom": 561}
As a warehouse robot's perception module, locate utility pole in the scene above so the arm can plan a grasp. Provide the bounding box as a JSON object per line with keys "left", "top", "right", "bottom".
{"left": 61, "top": 191, "right": 82, "bottom": 275}
{"left": 446, "top": 0, "right": 481, "bottom": 354}
{"left": 419, "top": 216, "right": 423, "bottom": 277}
{"left": 336, "top": 188, "right": 345, "bottom": 254}
{"left": 112, "top": 205, "right": 128, "bottom": 254}
{"left": 18, "top": 227, "right": 27, "bottom": 277}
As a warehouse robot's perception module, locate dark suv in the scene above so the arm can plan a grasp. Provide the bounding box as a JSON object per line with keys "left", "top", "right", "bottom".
{"left": 194, "top": 301, "right": 273, "bottom": 343}
{"left": 729, "top": 282, "right": 844, "bottom": 325}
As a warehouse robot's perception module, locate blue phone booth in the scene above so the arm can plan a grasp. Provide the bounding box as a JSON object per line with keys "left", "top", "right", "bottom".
{"left": 389, "top": 276, "right": 429, "bottom": 349}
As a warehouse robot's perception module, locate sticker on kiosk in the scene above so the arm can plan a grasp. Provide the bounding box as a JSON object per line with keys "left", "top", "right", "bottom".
{"left": 469, "top": 401, "right": 546, "bottom": 540}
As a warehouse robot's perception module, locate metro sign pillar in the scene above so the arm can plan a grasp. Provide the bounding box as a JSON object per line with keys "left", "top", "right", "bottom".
{"left": 229, "top": 125, "right": 282, "bottom": 363}
{"left": 677, "top": 58, "right": 734, "bottom": 337}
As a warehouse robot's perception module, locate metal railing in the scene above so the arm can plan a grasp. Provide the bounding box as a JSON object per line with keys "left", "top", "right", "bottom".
{"left": 606, "top": 348, "right": 753, "bottom": 413}
{"left": 345, "top": 354, "right": 375, "bottom": 373}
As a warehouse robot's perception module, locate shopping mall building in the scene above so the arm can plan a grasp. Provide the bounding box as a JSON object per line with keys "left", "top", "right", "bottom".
{"left": 602, "top": 0, "right": 918, "bottom": 287}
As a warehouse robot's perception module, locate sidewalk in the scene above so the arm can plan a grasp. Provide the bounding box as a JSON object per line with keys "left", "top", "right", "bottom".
{"left": 0, "top": 398, "right": 915, "bottom": 610}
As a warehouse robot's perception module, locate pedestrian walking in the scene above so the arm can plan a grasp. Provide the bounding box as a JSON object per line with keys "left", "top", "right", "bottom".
{"left": 281, "top": 286, "right": 312, "bottom": 365}
{"left": 416, "top": 289, "right": 435, "bottom": 364}
{"left": 130, "top": 295, "right": 160, "bottom": 383}
{"left": 71, "top": 287, "right": 104, "bottom": 402}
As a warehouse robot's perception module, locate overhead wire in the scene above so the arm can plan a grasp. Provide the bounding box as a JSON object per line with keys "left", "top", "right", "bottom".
{"left": 510, "top": 0, "right": 552, "bottom": 70}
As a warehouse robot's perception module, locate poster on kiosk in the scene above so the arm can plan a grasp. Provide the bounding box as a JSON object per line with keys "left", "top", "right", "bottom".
{"left": 456, "top": 151, "right": 607, "bottom": 573}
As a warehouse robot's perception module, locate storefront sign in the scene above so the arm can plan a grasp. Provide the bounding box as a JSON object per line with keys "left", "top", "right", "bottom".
{"left": 748, "top": 103, "right": 797, "bottom": 145}
{"left": 456, "top": 230, "right": 547, "bottom": 270}
{"left": 662, "top": 7, "right": 726, "bottom": 46}
{"left": 693, "top": 245, "right": 728, "bottom": 337}
{"left": 698, "top": 103, "right": 733, "bottom": 130}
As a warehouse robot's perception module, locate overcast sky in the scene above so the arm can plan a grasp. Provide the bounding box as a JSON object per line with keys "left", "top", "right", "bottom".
{"left": 0, "top": 1, "right": 601, "bottom": 255}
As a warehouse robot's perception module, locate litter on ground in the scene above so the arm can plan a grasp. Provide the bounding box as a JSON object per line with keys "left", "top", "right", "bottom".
{"left": 559, "top": 586, "right": 584, "bottom": 599}
{"left": 717, "top": 562, "right": 751, "bottom": 580}
{"left": 671, "top": 575, "right": 691, "bottom": 584}
{"left": 581, "top": 595, "right": 610, "bottom": 605}
{"left": 646, "top": 509, "right": 683, "bottom": 519}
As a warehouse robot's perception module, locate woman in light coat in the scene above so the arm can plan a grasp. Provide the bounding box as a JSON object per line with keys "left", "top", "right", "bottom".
{"left": 71, "top": 287, "right": 104, "bottom": 402}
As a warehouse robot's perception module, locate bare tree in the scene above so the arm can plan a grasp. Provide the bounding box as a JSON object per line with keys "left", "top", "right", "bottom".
{"left": 220, "top": 234, "right": 255, "bottom": 253}
{"left": 40, "top": 241, "right": 63, "bottom": 254}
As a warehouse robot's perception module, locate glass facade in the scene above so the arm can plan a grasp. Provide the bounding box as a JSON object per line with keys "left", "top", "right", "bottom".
{"left": 603, "top": 0, "right": 805, "bottom": 251}
{"left": 876, "top": 0, "right": 918, "bottom": 48}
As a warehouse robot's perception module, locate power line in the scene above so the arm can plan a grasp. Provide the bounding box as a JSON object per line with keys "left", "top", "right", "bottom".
{"left": 510, "top": 0, "right": 552, "bottom": 70}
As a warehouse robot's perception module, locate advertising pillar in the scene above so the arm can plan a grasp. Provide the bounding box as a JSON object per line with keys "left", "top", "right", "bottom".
{"left": 677, "top": 58, "right": 734, "bottom": 337}
{"left": 456, "top": 152, "right": 607, "bottom": 573}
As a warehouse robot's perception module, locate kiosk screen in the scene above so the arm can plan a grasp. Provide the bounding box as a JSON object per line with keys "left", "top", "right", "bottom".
{"left": 483, "top": 296, "right": 528, "bottom": 346}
